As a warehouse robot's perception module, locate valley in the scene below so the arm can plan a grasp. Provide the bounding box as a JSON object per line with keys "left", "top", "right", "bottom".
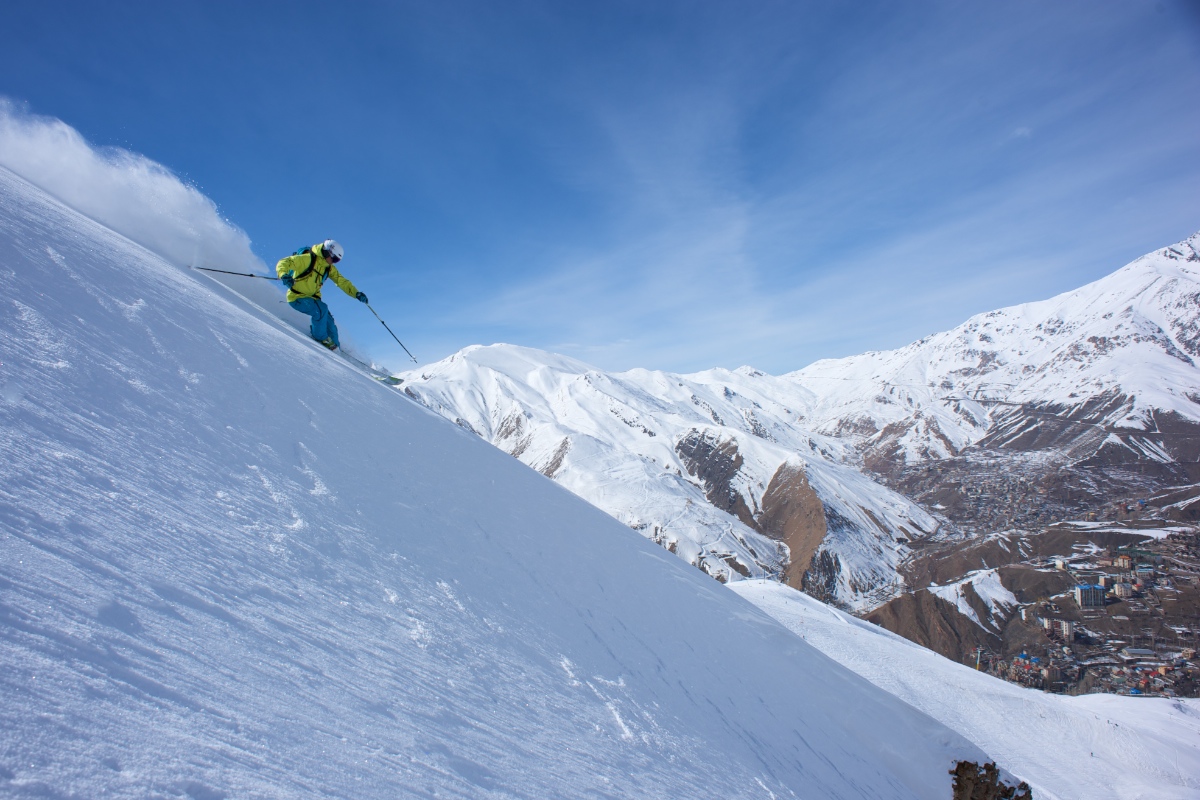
{"left": 870, "top": 522, "right": 1200, "bottom": 697}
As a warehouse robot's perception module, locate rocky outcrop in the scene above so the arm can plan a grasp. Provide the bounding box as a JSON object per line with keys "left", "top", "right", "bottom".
{"left": 539, "top": 437, "right": 570, "bottom": 478}
{"left": 867, "top": 590, "right": 996, "bottom": 665}
{"left": 675, "top": 432, "right": 901, "bottom": 599}
{"left": 758, "top": 464, "right": 827, "bottom": 590}
{"left": 675, "top": 430, "right": 756, "bottom": 528}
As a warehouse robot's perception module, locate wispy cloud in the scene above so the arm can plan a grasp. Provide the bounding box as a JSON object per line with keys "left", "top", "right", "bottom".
{"left": 5, "top": 4, "right": 1197, "bottom": 376}
{"left": 440, "top": 3, "right": 1200, "bottom": 374}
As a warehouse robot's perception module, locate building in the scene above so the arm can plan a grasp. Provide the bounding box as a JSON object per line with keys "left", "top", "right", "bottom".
{"left": 1116, "top": 554, "right": 1133, "bottom": 570}
{"left": 1074, "top": 584, "right": 1106, "bottom": 608}
{"left": 1120, "top": 647, "right": 1156, "bottom": 663}
{"left": 1113, "top": 582, "right": 1134, "bottom": 599}
{"left": 1058, "top": 620, "right": 1075, "bottom": 639}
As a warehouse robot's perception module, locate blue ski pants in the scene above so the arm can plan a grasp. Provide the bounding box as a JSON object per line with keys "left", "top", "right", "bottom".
{"left": 289, "top": 297, "right": 339, "bottom": 348}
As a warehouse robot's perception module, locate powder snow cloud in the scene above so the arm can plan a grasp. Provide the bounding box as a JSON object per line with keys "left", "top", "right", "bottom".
{"left": 0, "top": 98, "right": 291, "bottom": 313}
{"left": 0, "top": 98, "right": 263, "bottom": 277}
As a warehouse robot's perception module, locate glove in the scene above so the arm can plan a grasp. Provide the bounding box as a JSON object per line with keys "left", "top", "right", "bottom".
{"left": 356, "top": 291, "right": 368, "bottom": 304}
{"left": 281, "top": 275, "right": 295, "bottom": 289}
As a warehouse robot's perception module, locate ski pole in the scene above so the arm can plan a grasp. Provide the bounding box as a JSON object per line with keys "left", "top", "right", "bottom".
{"left": 189, "top": 266, "right": 278, "bottom": 281}
{"left": 366, "top": 303, "right": 418, "bottom": 363}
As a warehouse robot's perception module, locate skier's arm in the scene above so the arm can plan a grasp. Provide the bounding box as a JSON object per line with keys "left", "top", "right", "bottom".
{"left": 276, "top": 254, "right": 303, "bottom": 279}
{"left": 328, "top": 264, "right": 360, "bottom": 298}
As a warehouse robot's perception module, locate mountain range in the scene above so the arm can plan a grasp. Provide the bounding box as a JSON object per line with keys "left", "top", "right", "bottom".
{"left": 399, "top": 232, "right": 1200, "bottom": 613}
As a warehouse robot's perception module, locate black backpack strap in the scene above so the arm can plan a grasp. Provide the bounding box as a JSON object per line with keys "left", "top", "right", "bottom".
{"left": 292, "top": 249, "right": 319, "bottom": 282}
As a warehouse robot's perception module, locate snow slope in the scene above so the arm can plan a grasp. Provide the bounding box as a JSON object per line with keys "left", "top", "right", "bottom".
{"left": 928, "top": 569, "right": 1020, "bottom": 634}
{"left": 731, "top": 579, "right": 1200, "bottom": 800}
{"left": 400, "top": 345, "right": 936, "bottom": 610}
{"left": 0, "top": 165, "right": 988, "bottom": 798}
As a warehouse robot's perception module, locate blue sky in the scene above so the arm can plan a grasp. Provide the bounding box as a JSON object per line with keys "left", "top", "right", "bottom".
{"left": 6, "top": 1, "right": 1200, "bottom": 373}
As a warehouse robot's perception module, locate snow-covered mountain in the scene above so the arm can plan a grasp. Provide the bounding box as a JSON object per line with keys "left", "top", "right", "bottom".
{"left": 789, "top": 233, "right": 1200, "bottom": 474}
{"left": 399, "top": 345, "right": 937, "bottom": 611}
{"left": 0, "top": 165, "right": 1001, "bottom": 798}
{"left": 399, "top": 234, "right": 1200, "bottom": 611}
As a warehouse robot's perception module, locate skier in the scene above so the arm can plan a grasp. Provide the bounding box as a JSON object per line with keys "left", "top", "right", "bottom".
{"left": 276, "top": 239, "right": 367, "bottom": 351}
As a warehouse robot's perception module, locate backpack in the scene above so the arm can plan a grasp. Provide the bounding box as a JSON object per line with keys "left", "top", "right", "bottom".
{"left": 291, "top": 245, "right": 326, "bottom": 284}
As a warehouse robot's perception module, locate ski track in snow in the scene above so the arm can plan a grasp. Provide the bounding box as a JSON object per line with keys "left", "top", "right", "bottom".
{"left": 0, "top": 166, "right": 994, "bottom": 798}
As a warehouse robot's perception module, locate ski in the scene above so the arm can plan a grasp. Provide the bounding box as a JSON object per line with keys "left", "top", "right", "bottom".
{"left": 335, "top": 347, "right": 404, "bottom": 385}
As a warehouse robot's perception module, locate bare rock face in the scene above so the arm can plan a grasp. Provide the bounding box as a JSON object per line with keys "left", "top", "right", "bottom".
{"left": 758, "top": 464, "right": 827, "bottom": 590}
{"left": 949, "top": 761, "right": 1032, "bottom": 800}
{"left": 674, "top": 431, "right": 902, "bottom": 600}
{"left": 867, "top": 589, "right": 997, "bottom": 665}
{"left": 539, "top": 437, "right": 570, "bottom": 478}
{"left": 674, "top": 430, "right": 823, "bottom": 587}
{"left": 675, "top": 430, "right": 756, "bottom": 528}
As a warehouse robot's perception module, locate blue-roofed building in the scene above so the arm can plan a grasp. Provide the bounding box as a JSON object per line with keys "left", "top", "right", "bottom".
{"left": 1074, "top": 584, "right": 1106, "bottom": 608}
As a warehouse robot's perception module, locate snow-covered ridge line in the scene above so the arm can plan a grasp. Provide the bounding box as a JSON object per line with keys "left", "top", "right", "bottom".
{"left": 400, "top": 343, "right": 936, "bottom": 611}
{"left": 787, "top": 231, "right": 1200, "bottom": 465}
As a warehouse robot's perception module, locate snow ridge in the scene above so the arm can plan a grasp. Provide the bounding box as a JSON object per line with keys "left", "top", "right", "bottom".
{"left": 400, "top": 344, "right": 936, "bottom": 610}
{"left": 788, "top": 232, "right": 1200, "bottom": 464}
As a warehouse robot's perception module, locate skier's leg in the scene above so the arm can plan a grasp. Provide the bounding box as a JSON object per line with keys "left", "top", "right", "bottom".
{"left": 320, "top": 299, "right": 341, "bottom": 349}
{"left": 288, "top": 298, "right": 326, "bottom": 342}
{"left": 311, "top": 299, "right": 335, "bottom": 344}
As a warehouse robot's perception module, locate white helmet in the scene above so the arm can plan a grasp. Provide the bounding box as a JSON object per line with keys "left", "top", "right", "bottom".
{"left": 322, "top": 239, "right": 344, "bottom": 263}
